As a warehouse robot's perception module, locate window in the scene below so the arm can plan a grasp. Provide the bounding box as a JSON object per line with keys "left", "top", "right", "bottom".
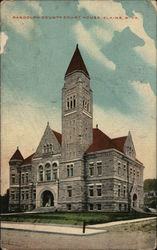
{"left": 50, "top": 144, "right": 53, "bottom": 152}
{"left": 119, "top": 203, "right": 122, "bottom": 211}
{"left": 47, "top": 144, "right": 50, "bottom": 153}
{"left": 52, "top": 162, "right": 57, "bottom": 168}
{"left": 89, "top": 185, "right": 94, "bottom": 197}
{"left": 53, "top": 170, "right": 57, "bottom": 180}
{"left": 67, "top": 186, "right": 72, "bottom": 197}
{"left": 70, "top": 165, "right": 73, "bottom": 177}
{"left": 73, "top": 95, "right": 76, "bottom": 108}
{"left": 67, "top": 164, "right": 74, "bottom": 177}
{"left": 123, "top": 164, "right": 126, "bottom": 174}
{"left": 130, "top": 168, "right": 132, "bottom": 175}
{"left": 133, "top": 169, "right": 136, "bottom": 177}
{"left": 45, "top": 163, "right": 51, "bottom": 181}
{"left": 39, "top": 166, "right": 43, "bottom": 182}
{"left": 67, "top": 97, "right": 69, "bottom": 110}
{"left": 21, "top": 191, "right": 25, "bottom": 200}
{"left": 67, "top": 204, "right": 71, "bottom": 211}
{"left": 26, "top": 191, "right": 29, "bottom": 200}
{"left": 89, "top": 204, "right": 93, "bottom": 211}
{"left": 89, "top": 163, "right": 94, "bottom": 176}
{"left": 118, "top": 185, "right": 121, "bottom": 197}
{"left": 137, "top": 171, "right": 140, "bottom": 178}
{"left": 11, "top": 191, "right": 15, "bottom": 200}
{"left": 123, "top": 186, "right": 126, "bottom": 198}
{"left": 124, "top": 204, "right": 127, "bottom": 211}
{"left": 26, "top": 173, "right": 28, "bottom": 184}
{"left": 33, "top": 190, "right": 36, "bottom": 200}
{"left": 44, "top": 145, "right": 46, "bottom": 153}
{"left": 67, "top": 165, "right": 70, "bottom": 177}
{"left": 21, "top": 173, "right": 25, "bottom": 184}
{"left": 118, "top": 162, "right": 121, "bottom": 175}
{"left": 11, "top": 174, "right": 15, "bottom": 184}
{"left": 97, "top": 162, "right": 102, "bottom": 176}
{"left": 97, "top": 204, "right": 101, "bottom": 211}
{"left": 97, "top": 185, "right": 102, "bottom": 196}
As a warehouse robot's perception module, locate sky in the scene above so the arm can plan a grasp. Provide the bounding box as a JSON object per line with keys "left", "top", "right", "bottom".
{"left": 1, "top": 0, "right": 156, "bottom": 195}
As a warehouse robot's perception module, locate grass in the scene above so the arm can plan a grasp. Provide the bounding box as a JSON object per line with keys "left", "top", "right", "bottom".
{"left": 1, "top": 211, "right": 155, "bottom": 226}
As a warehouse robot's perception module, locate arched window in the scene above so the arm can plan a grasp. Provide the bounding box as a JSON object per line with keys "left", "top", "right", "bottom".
{"left": 52, "top": 162, "right": 58, "bottom": 168}
{"left": 45, "top": 163, "right": 51, "bottom": 181}
{"left": 47, "top": 144, "right": 50, "bottom": 153}
{"left": 50, "top": 143, "right": 53, "bottom": 152}
{"left": 39, "top": 165, "right": 43, "bottom": 182}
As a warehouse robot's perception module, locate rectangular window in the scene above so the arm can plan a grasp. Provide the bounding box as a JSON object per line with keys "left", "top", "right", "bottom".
{"left": 33, "top": 190, "right": 36, "bottom": 200}
{"left": 89, "top": 186, "right": 94, "bottom": 197}
{"left": 130, "top": 168, "right": 132, "bottom": 175}
{"left": 67, "top": 186, "right": 72, "bottom": 197}
{"left": 26, "top": 173, "right": 29, "bottom": 184}
{"left": 89, "top": 204, "right": 93, "bottom": 211}
{"left": 67, "top": 165, "right": 70, "bottom": 177}
{"left": 89, "top": 167, "right": 94, "bottom": 177}
{"left": 45, "top": 169, "right": 51, "bottom": 181}
{"left": 97, "top": 185, "right": 102, "bottom": 196}
{"left": 11, "top": 174, "right": 15, "bottom": 184}
{"left": 67, "top": 204, "right": 71, "bottom": 211}
{"left": 97, "top": 204, "right": 101, "bottom": 211}
{"left": 119, "top": 203, "right": 122, "bottom": 211}
{"left": 123, "top": 186, "right": 126, "bottom": 198}
{"left": 53, "top": 170, "right": 57, "bottom": 180}
{"left": 118, "top": 162, "right": 121, "bottom": 175}
{"left": 70, "top": 165, "right": 73, "bottom": 177}
{"left": 137, "top": 171, "right": 140, "bottom": 178}
{"left": 26, "top": 191, "right": 29, "bottom": 200}
{"left": 21, "top": 191, "right": 25, "bottom": 200}
{"left": 97, "top": 163, "right": 102, "bottom": 176}
{"left": 11, "top": 191, "right": 15, "bottom": 200}
{"left": 118, "top": 185, "right": 121, "bottom": 197}
{"left": 21, "top": 173, "right": 25, "bottom": 184}
{"left": 123, "top": 164, "right": 126, "bottom": 174}
{"left": 133, "top": 169, "right": 136, "bottom": 177}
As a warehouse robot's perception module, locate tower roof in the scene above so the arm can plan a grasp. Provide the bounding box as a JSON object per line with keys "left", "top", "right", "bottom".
{"left": 65, "top": 44, "right": 90, "bottom": 78}
{"left": 9, "top": 147, "right": 24, "bottom": 162}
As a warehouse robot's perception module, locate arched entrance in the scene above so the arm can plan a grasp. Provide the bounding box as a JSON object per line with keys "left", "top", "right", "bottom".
{"left": 41, "top": 190, "right": 54, "bottom": 207}
{"left": 133, "top": 193, "right": 137, "bottom": 207}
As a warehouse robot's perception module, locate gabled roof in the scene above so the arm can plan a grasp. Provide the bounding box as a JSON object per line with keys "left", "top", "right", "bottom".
{"left": 23, "top": 153, "right": 35, "bottom": 165}
{"left": 86, "top": 128, "right": 127, "bottom": 154}
{"left": 52, "top": 130, "right": 62, "bottom": 145}
{"left": 65, "top": 44, "right": 90, "bottom": 78}
{"left": 9, "top": 148, "right": 24, "bottom": 162}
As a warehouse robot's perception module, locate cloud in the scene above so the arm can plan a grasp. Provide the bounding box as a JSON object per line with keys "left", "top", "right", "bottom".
{"left": 78, "top": 1, "right": 156, "bottom": 67}
{"left": 73, "top": 21, "right": 116, "bottom": 70}
{"left": 1, "top": 1, "right": 42, "bottom": 39}
{"left": 1, "top": 87, "right": 61, "bottom": 194}
{"left": 0, "top": 32, "right": 8, "bottom": 54}
{"left": 93, "top": 80, "right": 156, "bottom": 180}
{"left": 91, "top": 26, "right": 113, "bottom": 43}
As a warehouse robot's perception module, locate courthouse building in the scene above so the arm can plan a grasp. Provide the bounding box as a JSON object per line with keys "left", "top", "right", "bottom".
{"left": 9, "top": 45, "right": 144, "bottom": 212}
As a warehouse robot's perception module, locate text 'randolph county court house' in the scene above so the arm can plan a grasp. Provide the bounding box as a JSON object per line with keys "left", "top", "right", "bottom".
{"left": 9, "top": 45, "right": 144, "bottom": 212}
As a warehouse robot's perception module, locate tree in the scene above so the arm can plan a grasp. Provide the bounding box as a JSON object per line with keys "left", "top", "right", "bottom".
{"left": 0, "top": 189, "right": 9, "bottom": 213}
{"left": 144, "top": 179, "right": 157, "bottom": 192}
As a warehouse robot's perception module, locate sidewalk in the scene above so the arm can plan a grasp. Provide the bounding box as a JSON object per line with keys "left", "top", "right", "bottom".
{"left": 87, "top": 216, "right": 156, "bottom": 228}
{"left": 1, "top": 221, "right": 105, "bottom": 236}
{"left": 1, "top": 216, "right": 156, "bottom": 236}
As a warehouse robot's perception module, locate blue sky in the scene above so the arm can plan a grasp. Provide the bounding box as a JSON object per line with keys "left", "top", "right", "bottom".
{"left": 1, "top": 0, "right": 156, "bottom": 194}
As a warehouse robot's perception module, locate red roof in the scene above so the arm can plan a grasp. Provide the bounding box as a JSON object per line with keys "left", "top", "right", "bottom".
{"left": 65, "top": 44, "right": 90, "bottom": 78}
{"left": 86, "top": 128, "right": 127, "bottom": 154}
{"left": 9, "top": 148, "right": 24, "bottom": 162}
{"left": 23, "top": 153, "right": 35, "bottom": 165}
{"left": 52, "top": 130, "right": 62, "bottom": 145}
{"left": 111, "top": 136, "right": 127, "bottom": 153}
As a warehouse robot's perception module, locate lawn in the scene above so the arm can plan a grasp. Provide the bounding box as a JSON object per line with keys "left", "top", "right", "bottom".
{"left": 1, "top": 211, "right": 155, "bottom": 225}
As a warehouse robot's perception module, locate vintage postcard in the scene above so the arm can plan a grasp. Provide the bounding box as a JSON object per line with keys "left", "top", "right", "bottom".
{"left": 1, "top": 0, "right": 156, "bottom": 249}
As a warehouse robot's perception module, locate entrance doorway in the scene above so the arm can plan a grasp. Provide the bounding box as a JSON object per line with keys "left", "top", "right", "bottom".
{"left": 133, "top": 193, "right": 137, "bottom": 207}
{"left": 41, "top": 190, "right": 54, "bottom": 207}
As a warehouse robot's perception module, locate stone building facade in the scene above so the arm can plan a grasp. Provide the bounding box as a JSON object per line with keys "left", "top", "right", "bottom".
{"left": 9, "top": 45, "right": 144, "bottom": 212}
